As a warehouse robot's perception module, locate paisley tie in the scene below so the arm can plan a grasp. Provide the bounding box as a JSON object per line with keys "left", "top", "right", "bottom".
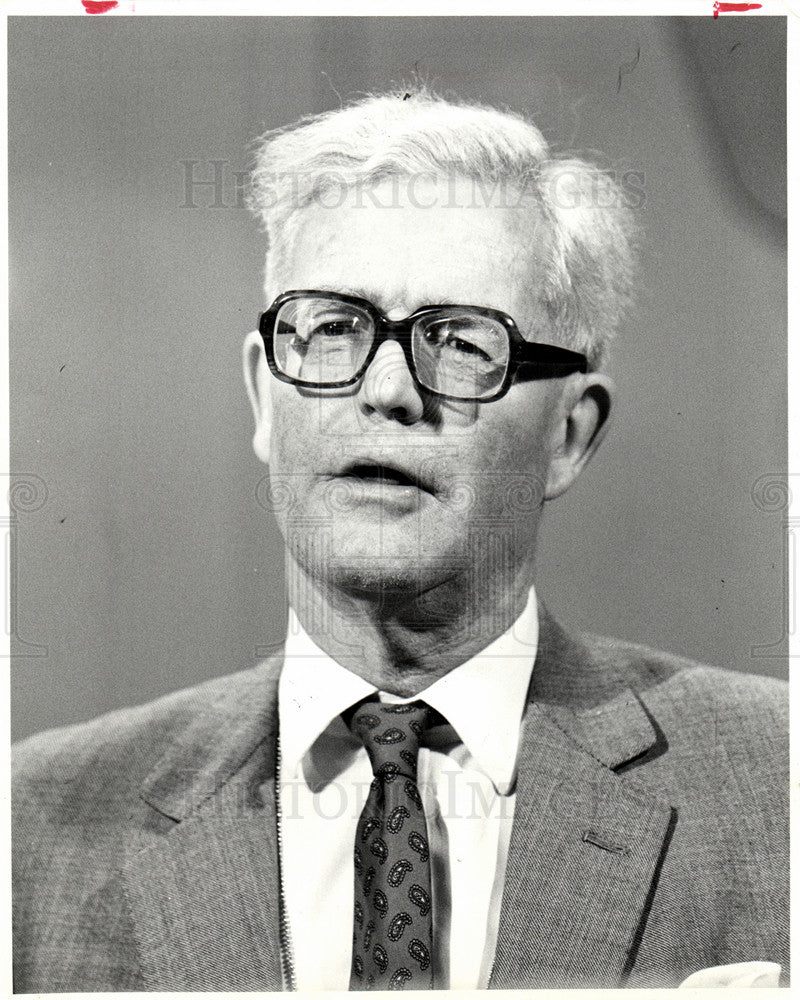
{"left": 348, "top": 701, "right": 434, "bottom": 991}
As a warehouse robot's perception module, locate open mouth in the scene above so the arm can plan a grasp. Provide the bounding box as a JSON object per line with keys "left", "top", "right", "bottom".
{"left": 342, "top": 463, "right": 427, "bottom": 492}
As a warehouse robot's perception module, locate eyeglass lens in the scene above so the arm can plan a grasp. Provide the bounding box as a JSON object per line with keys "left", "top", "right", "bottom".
{"left": 272, "top": 296, "right": 511, "bottom": 400}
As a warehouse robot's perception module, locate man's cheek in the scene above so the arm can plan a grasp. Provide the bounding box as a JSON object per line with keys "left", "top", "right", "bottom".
{"left": 271, "top": 410, "right": 310, "bottom": 471}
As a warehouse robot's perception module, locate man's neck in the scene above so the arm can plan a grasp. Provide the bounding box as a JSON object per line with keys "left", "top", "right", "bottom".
{"left": 285, "top": 555, "right": 536, "bottom": 697}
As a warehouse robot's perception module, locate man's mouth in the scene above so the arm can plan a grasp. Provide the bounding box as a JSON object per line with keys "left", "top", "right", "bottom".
{"left": 338, "top": 462, "right": 432, "bottom": 494}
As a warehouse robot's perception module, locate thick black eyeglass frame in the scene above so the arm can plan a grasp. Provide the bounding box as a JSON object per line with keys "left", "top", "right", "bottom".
{"left": 258, "top": 290, "right": 589, "bottom": 403}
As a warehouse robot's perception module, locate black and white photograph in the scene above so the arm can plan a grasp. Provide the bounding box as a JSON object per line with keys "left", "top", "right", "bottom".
{"left": 8, "top": 5, "right": 790, "bottom": 992}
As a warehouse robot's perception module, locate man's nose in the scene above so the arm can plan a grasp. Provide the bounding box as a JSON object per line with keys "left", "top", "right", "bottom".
{"left": 358, "top": 339, "right": 425, "bottom": 424}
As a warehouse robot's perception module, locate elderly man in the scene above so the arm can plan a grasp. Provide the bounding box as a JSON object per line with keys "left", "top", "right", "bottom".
{"left": 13, "top": 91, "right": 787, "bottom": 992}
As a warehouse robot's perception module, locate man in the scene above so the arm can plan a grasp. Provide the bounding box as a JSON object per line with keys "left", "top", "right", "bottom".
{"left": 13, "top": 90, "right": 788, "bottom": 991}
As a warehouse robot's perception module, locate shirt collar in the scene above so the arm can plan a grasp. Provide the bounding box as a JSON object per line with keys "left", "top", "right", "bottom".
{"left": 278, "top": 588, "right": 538, "bottom": 795}
{"left": 278, "top": 613, "right": 376, "bottom": 782}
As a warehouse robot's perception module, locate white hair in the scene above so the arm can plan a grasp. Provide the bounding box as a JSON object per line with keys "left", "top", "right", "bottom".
{"left": 247, "top": 89, "right": 637, "bottom": 366}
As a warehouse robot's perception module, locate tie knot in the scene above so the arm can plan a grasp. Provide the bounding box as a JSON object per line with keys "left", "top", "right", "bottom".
{"left": 350, "top": 701, "right": 431, "bottom": 782}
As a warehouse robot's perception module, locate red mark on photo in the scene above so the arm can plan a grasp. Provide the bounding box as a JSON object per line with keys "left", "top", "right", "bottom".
{"left": 713, "top": 2, "right": 762, "bottom": 16}
{"left": 82, "top": 0, "right": 118, "bottom": 13}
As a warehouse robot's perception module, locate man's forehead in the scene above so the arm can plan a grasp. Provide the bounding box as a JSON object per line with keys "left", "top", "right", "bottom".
{"left": 280, "top": 192, "right": 545, "bottom": 319}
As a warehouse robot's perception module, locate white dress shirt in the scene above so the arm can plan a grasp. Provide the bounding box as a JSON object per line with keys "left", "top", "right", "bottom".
{"left": 277, "top": 588, "right": 539, "bottom": 991}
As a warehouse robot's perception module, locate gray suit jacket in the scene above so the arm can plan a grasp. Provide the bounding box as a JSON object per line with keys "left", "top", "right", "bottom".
{"left": 13, "top": 609, "right": 789, "bottom": 990}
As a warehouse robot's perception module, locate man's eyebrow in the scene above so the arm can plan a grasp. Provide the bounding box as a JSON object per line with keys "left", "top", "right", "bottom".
{"left": 323, "top": 287, "right": 457, "bottom": 311}
{"left": 325, "top": 284, "right": 370, "bottom": 299}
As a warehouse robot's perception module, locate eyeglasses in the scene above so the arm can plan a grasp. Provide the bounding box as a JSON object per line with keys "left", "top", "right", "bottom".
{"left": 258, "top": 290, "right": 589, "bottom": 403}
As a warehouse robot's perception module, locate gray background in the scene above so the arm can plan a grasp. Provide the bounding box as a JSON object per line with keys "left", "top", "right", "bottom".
{"left": 9, "top": 16, "right": 787, "bottom": 742}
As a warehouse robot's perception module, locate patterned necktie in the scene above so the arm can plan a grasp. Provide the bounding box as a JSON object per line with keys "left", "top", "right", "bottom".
{"left": 348, "top": 701, "right": 434, "bottom": 991}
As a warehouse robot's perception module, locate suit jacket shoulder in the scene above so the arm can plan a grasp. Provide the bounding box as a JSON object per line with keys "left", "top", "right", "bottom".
{"left": 580, "top": 632, "right": 787, "bottom": 790}
{"left": 13, "top": 659, "right": 283, "bottom": 992}
{"left": 501, "top": 618, "right": 788, "bottom": 989}
{"left": 13, "top": 658, "right": 282, "bottom": 810}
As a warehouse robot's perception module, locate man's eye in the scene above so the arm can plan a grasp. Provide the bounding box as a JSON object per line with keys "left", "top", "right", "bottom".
{"left": 446, "top": 334, "right": 490, "bottom": 361}
{"left": 424, "top": 326, "right": 491, "bottom": 363}
{"left": 309, "top": 320, "right": 356, "bottom": 338}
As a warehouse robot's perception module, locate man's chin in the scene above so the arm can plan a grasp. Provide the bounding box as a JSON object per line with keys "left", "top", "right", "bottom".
{"left": 287, "top": 543, "right": 463, "bottom": 599}
{"left": 282, "top": 517, "right": 472, "bottom": 597}
{"left": 316, "top": 558, "right": 444, "bottom": 598}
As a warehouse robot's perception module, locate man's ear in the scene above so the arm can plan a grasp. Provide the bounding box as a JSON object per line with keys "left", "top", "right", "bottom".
{"left": 545, "top": 372, "right": 614, "bottom": 500}
{"left": 242, "top": 329, "right": 272, "bottom": 464}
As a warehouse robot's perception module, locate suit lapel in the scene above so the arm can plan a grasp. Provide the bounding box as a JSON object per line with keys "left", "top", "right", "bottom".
{"left": 121, "top": 659, "right": 285, "bottom": 991}
{"left": 490, "top": 610, "right": 676, "bottom": 989}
